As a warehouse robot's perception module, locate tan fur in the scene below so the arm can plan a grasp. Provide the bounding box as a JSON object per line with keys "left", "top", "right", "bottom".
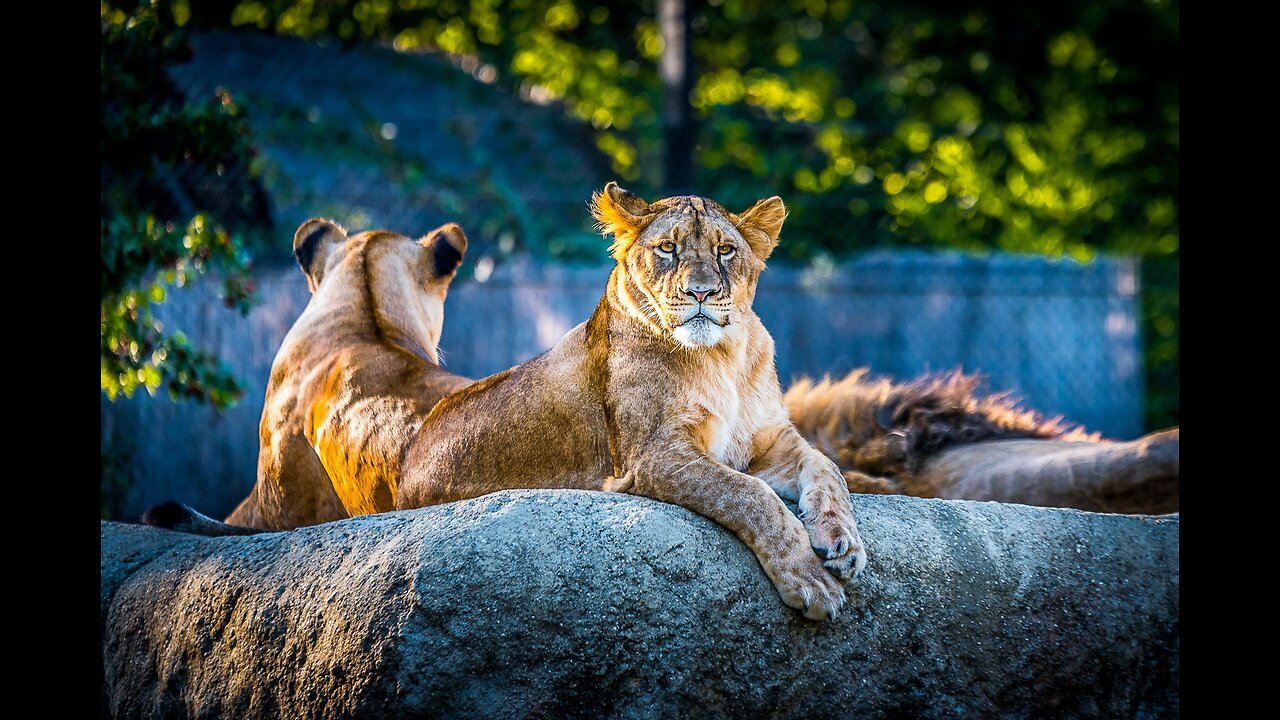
{"left": 398, "top": 184, "right": 867, "bottom": 620}
{"left": 224, "top": 219, "right": 473, "bottom": 530}
{"left": 913, "top": 430, "right": 1179, "bottom": 513}
{"left": 785, "top": 369, "right": 1179, "bottom": 513}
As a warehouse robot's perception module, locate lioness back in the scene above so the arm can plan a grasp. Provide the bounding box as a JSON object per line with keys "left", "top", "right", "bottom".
{"left": 399, "top": 322, "right": 612, "bottom": 507}
{"left": 225, "top": 219, "right": 473, "bottom": 530}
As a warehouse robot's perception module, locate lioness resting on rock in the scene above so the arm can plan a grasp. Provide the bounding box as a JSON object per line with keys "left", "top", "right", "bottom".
{"left": 396, "top": 184, "right": 867, "bottom": 619}
{"left": 213, "top": 219, "right": 475, "bottom": 531}
{"left": 152, "top": 185, "right": 867, "bottom": 620}
{"left": 784, "top": 371, "right": 1179, "bottom": 514}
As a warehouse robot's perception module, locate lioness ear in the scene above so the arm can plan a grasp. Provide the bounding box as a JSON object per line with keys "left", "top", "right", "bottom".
{"left": 591, "top": 181, "right": 653, "bottom": 261}
{"left": 418, "top": 222, "right": 468, "bottom": 281}
{"left": 734, "top": 196, "right": 787, "bottom": 261}
{"left": 293, "top": 218, "right": 349, "bottom": 293}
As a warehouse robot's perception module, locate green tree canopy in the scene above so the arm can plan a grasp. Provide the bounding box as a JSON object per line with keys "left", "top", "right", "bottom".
{"left": 104, "top": 0, "right": 1178, "bottom": 428}
{"left": 101, "top": 0, "right": 266, "bottom": 409}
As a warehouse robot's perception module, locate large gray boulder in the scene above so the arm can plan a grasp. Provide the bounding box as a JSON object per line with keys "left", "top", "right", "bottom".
{"left": 101, "top": 490, "right": 1178, "bottom": 719}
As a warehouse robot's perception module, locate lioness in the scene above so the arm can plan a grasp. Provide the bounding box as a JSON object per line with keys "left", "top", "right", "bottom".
{"left": 151, "top": 185, "right": 866, "bottom": 620}
{"left": 784, "top": 370, "right": 1180, "bottom": 514}
{"left": 395, "top": 184, "right": 866, "bottom": 619}
{"left": 214, "top": 218, "right": 474, "bottom": 531}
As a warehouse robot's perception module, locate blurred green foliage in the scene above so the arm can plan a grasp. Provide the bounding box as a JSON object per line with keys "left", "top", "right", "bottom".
{"left": 101, "top": 0, "right": 263, "bottom": 410}
{"left": 100, "top": 440, "right": 134, "bottom": 519}
{"left": 122, "top": 0, "right": 1179, "bottom": 429}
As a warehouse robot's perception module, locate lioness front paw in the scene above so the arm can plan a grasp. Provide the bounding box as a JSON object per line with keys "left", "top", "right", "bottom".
{"left": 805, "top": 508, "right": 868, "bottom": 582}
{"left": 772, "top": 554, "right": 848, "bottom": 621}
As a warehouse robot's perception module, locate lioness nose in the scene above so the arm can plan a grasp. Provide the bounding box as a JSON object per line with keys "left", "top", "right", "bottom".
{"left": 684, "top": 286, "right": 721, "bottom": 303}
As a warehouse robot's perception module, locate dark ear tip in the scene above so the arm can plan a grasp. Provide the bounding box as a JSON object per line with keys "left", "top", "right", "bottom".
{"left": 423, "top": 223, "right": 469, "bottom": 256}
{"left": 604, "top": 181, "right": 633, "bottom": 200}
{"left": 428, "top": 234, "right": 466, "bottom": 278}
{"left": 293, "top": 218, "right": 334, "bottom": 249}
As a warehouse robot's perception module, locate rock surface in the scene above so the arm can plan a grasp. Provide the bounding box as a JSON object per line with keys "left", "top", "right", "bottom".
{"left": 101, "top": 490, "right": 1179, "bottom": 719}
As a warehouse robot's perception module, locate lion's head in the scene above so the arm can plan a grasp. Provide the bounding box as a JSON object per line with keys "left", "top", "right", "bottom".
{"left": 590, "top": 182, "right": 787, "bottom": 349}
{"left": 292, "top": 217, "right": 468, "bottom": 364}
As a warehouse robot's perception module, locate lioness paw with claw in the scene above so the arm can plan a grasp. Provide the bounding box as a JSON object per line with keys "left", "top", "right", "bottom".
{"left": 801, "top": 496, "right": 867, "bottom": 581}
{"left": 769, "top": 546, "right": 850, "bottom": 621}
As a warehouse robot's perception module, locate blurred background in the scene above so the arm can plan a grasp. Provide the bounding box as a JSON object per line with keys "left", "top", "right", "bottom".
{"left": 101, "top": 0, "right": 1178, "bottom": 519}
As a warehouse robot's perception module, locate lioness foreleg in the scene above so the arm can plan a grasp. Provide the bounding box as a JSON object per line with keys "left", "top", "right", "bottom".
{"left": 750, "top": 426, "right": 868, "bottom": 581}
{"left": 624, "top": 448, "right": 849, "bottom": 621}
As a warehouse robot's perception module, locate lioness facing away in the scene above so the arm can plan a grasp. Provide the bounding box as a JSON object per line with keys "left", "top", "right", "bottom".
{"left": 217, "top": 219, "right": 474, "bottom": 531}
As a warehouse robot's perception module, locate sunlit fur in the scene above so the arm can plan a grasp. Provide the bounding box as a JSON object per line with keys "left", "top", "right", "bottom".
{"left": 593, "top": 189, "right": 785, "bottom": 351}
{"left": 221, "top": 219, "right": 473, "bottom": 530}
{"left": 150, "top": 207, "right": 1177, "bottom": 557}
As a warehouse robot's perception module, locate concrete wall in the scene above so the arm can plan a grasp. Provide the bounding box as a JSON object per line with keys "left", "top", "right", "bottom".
{"left": 101, "top": 251, "right": 1143, "bottom": 520}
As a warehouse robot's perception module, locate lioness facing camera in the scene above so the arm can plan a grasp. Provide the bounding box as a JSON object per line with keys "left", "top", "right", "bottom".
{"left": 396, "top": 183, "right": 866, "bottom": 620}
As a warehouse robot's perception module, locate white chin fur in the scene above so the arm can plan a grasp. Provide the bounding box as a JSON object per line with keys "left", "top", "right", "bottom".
{"left": 672, "top": 318, "right": 725, "bottom": 347}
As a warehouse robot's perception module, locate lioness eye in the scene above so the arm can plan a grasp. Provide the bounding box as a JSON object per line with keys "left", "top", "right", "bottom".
{"left": 658, "top": 240, "right": 676, "bottom": 254}
{"left": 718, "top": 244, "right": 735, "bottom": 256}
